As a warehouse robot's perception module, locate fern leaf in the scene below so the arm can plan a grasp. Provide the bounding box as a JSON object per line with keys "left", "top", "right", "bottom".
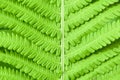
{"left": 49, "top": 0, "right": 61, "bottom": 7}
{"left": 65, "top": 0, "right": 119, "bottom": 32}
{"left": 96, "top": 65, "right": 120, "bottom": 80}
{"left": 0, "top": 49, "right": 60, "bottom": 80}
{"left": 0, "top": 31, "right": 60, "bottom": 71}
{"left": 66, "top": 20, "right": 120, "bottom": 63}
{"left": 12, "top": 0, "right": 60, "bottom": 22}
{"left": 65, "top": 0, "right": 93, "bottom": 16}
{"left": 65, "top": 39, "right": 120, "bottom": 79}
{"left": 0, "top": 12, "right": 61, "bottom": 55}
{"left": 0, "top": 66, "right": 33, "bottom": 80}
{"left": 0, "top": 0, "right": 61, "bottom": 39}
{"left": 78, "top": 51, "right": 120, "bottom": 80}
{"left": 65, "top": 4, "right": 120, "bottom": 49}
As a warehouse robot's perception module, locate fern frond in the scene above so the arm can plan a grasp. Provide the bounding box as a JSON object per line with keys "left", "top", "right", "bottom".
{"left": 65, "top": 0, "right": 93, "bottom": 16}
{"left": 0, "top": 12, "right": 61, "bottom": 55}
{"left": 66, "top": 20, "right": 120, "bottom": 63}
{"left": 95, "top": 65, "right": 120, "bottom": 80}
{"left": 11, "top": 0, "right": 60, "bottom": 22}
{"left": 48, "top": 0, "right": 61, "bottom": 7}
{"left": 0, "top": 66, "right": 33, "bottom": 80}
{"left": 78, "top": 50, "right": 120, "bottom": 80}
{"left": 0, "top": 0, "right": 61, "bottom": 39}
{"left": 0, "top": 49, "right": 60, "bottom": 80}
{"left": 65, "top": 39, "right": 120, "bottom": 79}
{"left": 65, "top": 4, "right": 120, "bottom": 49}
{"left": 65, "top": 0, "right": 119, "bottom": 32}
{"left": 0, "top": 31, "right": 60, "bottom": 71}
